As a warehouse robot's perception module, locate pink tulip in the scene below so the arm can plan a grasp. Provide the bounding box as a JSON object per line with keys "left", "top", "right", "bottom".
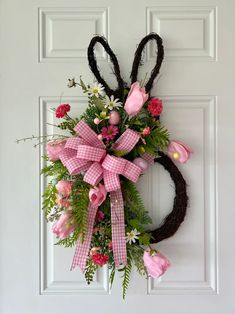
{"left": 124, "top": 82, "right": 148, "bottom": 116}
{"left": 143, "top": 250, "right": 170, "bottom": 278}
{"left": 56, "top": 180, "right": 72, "bottom": 197}
{"left": 89, "top": 184, "right": 107, "bottom": 207}
{"left": 52, "top": 211, "right": 76, "bottom": 239}
{"left": 46, "top": 139, "right": 67, "bottom": 161}
{"left": 167, "top": 140, "right": 193, "bottom": 163}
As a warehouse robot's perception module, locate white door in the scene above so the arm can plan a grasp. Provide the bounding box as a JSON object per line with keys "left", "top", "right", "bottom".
{"left": 1, "top": 0, "right": 235, "bottom": 313}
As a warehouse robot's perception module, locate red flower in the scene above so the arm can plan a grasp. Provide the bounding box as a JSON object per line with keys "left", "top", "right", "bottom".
{"left": 147, "top": 98, "right": 163, "bottom": 117}
{"left": 101, "top": 125, "right": 119, "bottom": 140}
{"left": 95, "top": 210, "right": 105, "bottom": 222}
{"left": 91, "top": 253, "right": 109, "bottom": 266}
{"left": 55, "top": 104, "right": 71, "bottom": 118}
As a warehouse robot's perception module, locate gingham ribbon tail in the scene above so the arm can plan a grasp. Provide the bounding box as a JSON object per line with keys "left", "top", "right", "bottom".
{"left": 59, "top": 120, "right": 142, "bottom": 272}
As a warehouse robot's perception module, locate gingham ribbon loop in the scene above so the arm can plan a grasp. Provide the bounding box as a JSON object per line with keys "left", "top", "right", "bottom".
{"left": 76, "top": 145, "right": 106, "bottom": 162}
{"left": 61, "top": 120, "right": 141, "bottom": 272}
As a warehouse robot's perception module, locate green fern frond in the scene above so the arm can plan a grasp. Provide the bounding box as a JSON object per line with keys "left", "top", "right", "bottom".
{"left": 109, "top": 264, "right": 116, "bottom": 289}
{"left": 122, "top": 180, "right": 152, "bottom": 225}
{"left": 55, "top": 228, "right": 79, "bottom": 248}
{"left": 122, "top": 262, "right": 132, "bottom": 300}
{"left": 70, "top": 180, "right": 90, "bottom": 241}
{"left": 40, "top": 160, "right": 68, "bottom": 179}
{"left": 42, "top": 181, "right": 57, "bottom": 220}
{"left": 145, "top": 125, "right": 170, "bottom": 155}
{"left": 85, "top": 258, "right": 98, "bottom": 285}
{"left": 57, "top": 119, "right": 79, "bottom": 134}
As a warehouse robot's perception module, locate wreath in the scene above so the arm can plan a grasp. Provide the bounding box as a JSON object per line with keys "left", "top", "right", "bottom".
{"left": 18, "top": 33, "right": 192, "bottom": 298}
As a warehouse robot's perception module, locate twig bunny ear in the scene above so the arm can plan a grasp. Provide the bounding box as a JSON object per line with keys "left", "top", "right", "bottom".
{"left": 130, "top": 33, "right": 164, "bottom": 93}
{"left": 87, "top": 36, "right": 125, "bottom": 99}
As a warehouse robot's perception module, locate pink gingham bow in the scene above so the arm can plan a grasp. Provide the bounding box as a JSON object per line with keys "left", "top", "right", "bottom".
{"left": 59, "top": 120, "right": 142, "bottom": 271}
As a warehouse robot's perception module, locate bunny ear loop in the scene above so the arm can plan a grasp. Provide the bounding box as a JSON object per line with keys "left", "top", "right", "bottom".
{"left": 87, "top": 34, "right": 188, "bottom": 244}
{"left": 87, "top": 36, "right": 125, "bottom": 100}
{"left": 130, "top": 33, "right": 164, "bottom": 93}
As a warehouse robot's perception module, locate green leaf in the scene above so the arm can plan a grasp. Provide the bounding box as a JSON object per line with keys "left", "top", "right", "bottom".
{"left": 112, "top": 149, "right": 128, "bottom": 157}
{"left": 55, "top": 228, "right": 80, "bottom": 247}
{"left": 85, "top": 258, "right": 98, "bottom": 284}
{"left": 144, "top": 125, "right": 170, "bottom": 155}
{"left": 42, "top": 181, "right": 57, "bottom": 220}
{"left": 138, "top": 233, "right": 152, "bottom": 246}
{"left": 122, "top": 262, "right": 132, "bottom": 299}
{"left": 79, "top": 76, "right": 89, "bottom": 93}
{"left": 70, "top": 179, "right": 90, "bottom": 241}
{"left": 122, "top": 180, "right": 152, "bottom": 226}
{"left": 128, "top": 245, "right": 147, "bottom": 276}
{"left": 109, "top": 264, "right": 116, "bottom": 289}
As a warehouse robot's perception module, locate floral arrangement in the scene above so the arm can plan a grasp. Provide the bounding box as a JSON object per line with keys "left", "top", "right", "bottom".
{"left": 38, "top": 77, "right": 191, "bottom": 298}
{"left": 18, "top": 33, "right": 192, "bottom": 298}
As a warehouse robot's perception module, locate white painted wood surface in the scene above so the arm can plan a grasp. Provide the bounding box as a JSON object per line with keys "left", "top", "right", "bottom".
{"left": 1, "top": 0, "right": 235, "bottom": 313}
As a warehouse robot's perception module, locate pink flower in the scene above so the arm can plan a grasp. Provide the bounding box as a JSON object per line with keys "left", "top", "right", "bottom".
{"left": 143, "top": 250, "right": 170, "bottom": 278}
{"left": 46, "top": 139, "right": 67, "bottom": 161}
{"left": 142, "top": 127, "right": 151, "bottom": 136}
{"left": 101, "top": 125, "right": 119, "bottom": 140}
{"left": 124, "top": 82, "right": 148, "bottom": 116}
{"left": 55, "top": 104, "right": 71, "bottom": 118}
{"left": 56, "top": 180, "right": 72, "bottom": 197}
{"left": 89, "top": 184, "right": 107, "bottom": 207}
{"left": 91, "top": 253, "right": 109, "bottom": 266}
{"left": 167, "top": 140, "right": 193, "bottom": 163}
{"left": 147, "top": 98, "right": 163, "bottom": 117}
{"left": 90, "top": 246, "right": 101, "bottom": 257}
{"left": 52, "top": 211, "right": 76, "bottom": 239}
{"left": 55, "top": 196, "right": 70, "bottom": 208}
{"left": 95, "top": 210, "right": 105, "bottom": 222}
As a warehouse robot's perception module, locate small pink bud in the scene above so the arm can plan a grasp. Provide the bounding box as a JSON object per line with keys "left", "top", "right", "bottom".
{"left": 97, "top": 134, "right": 103, "bottom": 141}
{"left": 133, "top": 157, "right": 148, "bottom": 172}
{"left": 94, "top": 117, "right": 101, "bottom": 125}
{"left": 109, "top": 110, "right": 120, "bottom": 125}
{"left": 142, "top": 127, "right": 151, "bottom": 136}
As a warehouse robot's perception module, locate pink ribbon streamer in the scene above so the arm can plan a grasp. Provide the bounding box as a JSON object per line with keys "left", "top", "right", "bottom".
{"left": 59, "top": 120, "right": 142, "bottom": 271}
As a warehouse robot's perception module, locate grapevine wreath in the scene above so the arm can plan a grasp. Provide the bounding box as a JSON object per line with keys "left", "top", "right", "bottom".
{"left": 19, "top": 33, "right": 192, "bottom": 298}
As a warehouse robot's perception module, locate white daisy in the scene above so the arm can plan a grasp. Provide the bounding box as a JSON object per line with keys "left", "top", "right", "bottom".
{"left": 104, "top": 95, "right": 122, "bottom": 110}
{"left": 126, "top": 229, "right": 140, "bottom": 244}
{"left": 88, "top": 83, "right": 105, "bottom": 97}
{"left": 67, "top": 78, "right": 76, "bottom": 88}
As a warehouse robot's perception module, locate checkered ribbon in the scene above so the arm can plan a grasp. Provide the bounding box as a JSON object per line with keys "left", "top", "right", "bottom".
{"left": 59, "top": 120, "right": 142, "bottom": 272}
